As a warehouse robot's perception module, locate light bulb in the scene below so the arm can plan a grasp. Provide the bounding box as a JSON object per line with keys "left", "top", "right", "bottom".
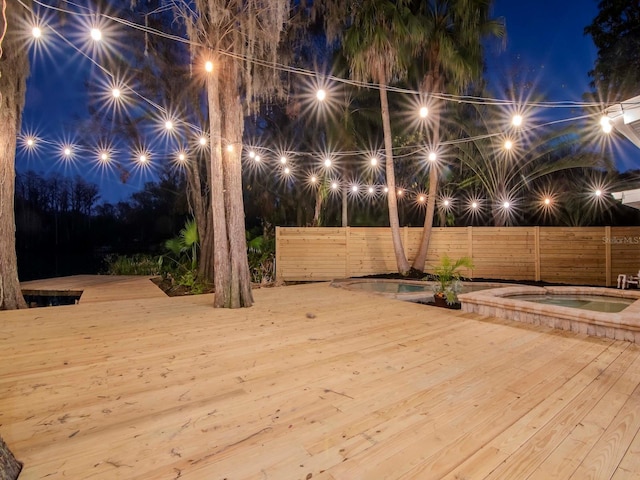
{"left": 90, "top": 28, "right": 102, "bottom": 41}
{"left": 112, "top": 88, "right": 121, "bottom": 98}
{"left": 199, "top": 137, "right": 207, "bottom": 146}
{"left": 419, "top": 106, "right": 428, "bottom": 118}
{"left": 370, "top": 157, "right": 378, "bottom": 166}
{"left": 504, "top": 140, "right": 513, "bottom": 150}
{"left": 324, "top": 158, "right": 332, "bottom": 168}
{"left": 512, "top": 114, "right": 523, "bottom": 127}
{"left": 165, "top": 120, "right": 173, "bottom": 130}
{"left": 280, "top": 156, "right": 287, "bottom": 164}
{"left": 428, "top": 152, "right": 437, "bottom": 162}
{"left": 32, "top": 27, "right": 42, "bottom": 38}
{"left": 205, "top": 61, "right": 214, "bottom": 72}
{"left": 316, "top": 89, "right": 326, "bottom": 101}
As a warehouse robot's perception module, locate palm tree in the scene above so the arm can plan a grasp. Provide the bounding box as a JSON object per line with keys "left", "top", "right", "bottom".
{"left": 342, "top": 0, "right": 414, "bottom": 274}
{"left": 0, "top": 0, "right": 30, "bottom": 310}
{"left": 409, "top": 0, "right": 505, "bottom": 271}
{"left": 453, "top": 102, "right": 607, "bottom": 226}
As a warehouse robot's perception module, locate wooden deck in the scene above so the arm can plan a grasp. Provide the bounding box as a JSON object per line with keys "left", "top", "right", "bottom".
{"left": 2, "top": 279, "right": 640, "bottom": 479}
{"left": 20, "top": 275, "right": 167, "bottom": 303}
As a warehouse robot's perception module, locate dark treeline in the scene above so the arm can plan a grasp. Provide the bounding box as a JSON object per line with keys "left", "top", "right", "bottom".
{"left": 15, "top": 169, "right": 189, "bottom": 280}
{"left": 17, "top": 164, "right": 640, "bottom": 281}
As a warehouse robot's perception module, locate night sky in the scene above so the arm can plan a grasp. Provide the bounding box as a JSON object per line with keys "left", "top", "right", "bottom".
{"left": 18, "top": 0, "right": 636, "bottom": 204}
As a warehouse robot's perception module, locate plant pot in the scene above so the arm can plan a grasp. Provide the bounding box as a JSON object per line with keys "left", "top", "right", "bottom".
{"left": 434, "top": 294, "right": 448, "bottom": 308}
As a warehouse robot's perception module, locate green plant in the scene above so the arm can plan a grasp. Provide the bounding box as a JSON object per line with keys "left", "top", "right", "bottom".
{"left": 429, "top": 255, "right": 474, "bottom": 305}
{"left": 104, "top": 254, "right": 161, "bottom": 275}
{"left": 158, "top": 218, "right": 209, "bottom": 294}
{"left": 246, "top": 229, "right": 275, "bottom": 284}
{"left": 162, "top": 218, "right": 199, "bottom": 271}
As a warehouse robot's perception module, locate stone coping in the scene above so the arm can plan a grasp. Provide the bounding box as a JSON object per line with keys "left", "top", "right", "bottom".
{"left": 459, "top": 286, "right": 640, "bottom": 343}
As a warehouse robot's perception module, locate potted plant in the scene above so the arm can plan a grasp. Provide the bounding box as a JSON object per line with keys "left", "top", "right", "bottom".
{"left": 430, "top": 255, "right": 474, "bottom": 307}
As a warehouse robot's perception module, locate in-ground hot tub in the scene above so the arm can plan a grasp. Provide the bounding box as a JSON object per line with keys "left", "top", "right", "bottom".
{"left": 459, "top": 286, "right": 640, "bottom": 343}
{"left": 331, "top": 278, "right": 514, "bottom": 302}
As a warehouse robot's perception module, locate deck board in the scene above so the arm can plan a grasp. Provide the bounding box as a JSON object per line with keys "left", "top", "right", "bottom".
{"left": 2, "top": 280, "right": 640, "bottom": 479}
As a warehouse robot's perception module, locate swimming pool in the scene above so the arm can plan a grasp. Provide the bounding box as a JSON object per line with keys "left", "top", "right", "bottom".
{"left": 459, "top": 286, "right": 640, "bottom": 343}
{"left": 331, "top": 279, "right": 512, "bottom": 302}
{"left": 504, "top": 294, "right": 634, "bottom": 313}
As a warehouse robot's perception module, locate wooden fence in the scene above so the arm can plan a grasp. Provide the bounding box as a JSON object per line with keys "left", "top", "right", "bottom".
{"left": 275, "top": 226, "right": 640, "bottom": 286}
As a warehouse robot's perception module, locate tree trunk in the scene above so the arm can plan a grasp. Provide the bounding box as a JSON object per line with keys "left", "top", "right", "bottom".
{"left": 218, "top": 58, "right": 253, "bottom": 308}
{"left": 0, "top": 434, "right": 22, "bottom": 480}
{"left": 412, "top": 126, "right": 439, "bottom": 271}
{"left": 186, "top": 157, "right": 214, "bottom": 283}
{"left": 206, "top": 62, "right": 232, "bottom": 308}
{"left": 0, "top": 0, "right": 29, "bottom": 310}
{"left": 312, "top": 183, "right": 325, "bottom": 227}
{"left": 377, "top": 64, "right": 409, "bottom": 274}
{"left": 412, "top": 73, "right": 442, "bottom": 272}
{"left": 341, "top": 186, "right": 348, "bottom": 227}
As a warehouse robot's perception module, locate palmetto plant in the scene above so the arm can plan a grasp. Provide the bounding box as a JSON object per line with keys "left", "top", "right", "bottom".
{"left": 163, "top": 218, "right": 199, "bottom": 272}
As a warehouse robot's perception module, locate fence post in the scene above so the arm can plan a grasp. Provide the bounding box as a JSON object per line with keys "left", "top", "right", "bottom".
{"left": 467, "top": 226, "right": 474, "bottom": 279}
{"left": 605, "top": 226, "right": 611, "bottom": 287}
{"left": 534, "top": 226, "right": 541, "bottom": 282}
{"left": 275, "top": 226, "right": 282, "bottom": 282}
{"left": 345, "top": 227, "right": 351, "bottom": 278}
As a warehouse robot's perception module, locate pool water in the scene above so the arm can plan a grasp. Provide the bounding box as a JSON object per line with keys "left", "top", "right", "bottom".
{"left": 506, "top": 294, "right": 633, "bottom": 313}
{"left": 347, "top": 282, "right": 497, "bottom": 295}
{"left": 349, "top": 282, "right": 430, "bottom": 294}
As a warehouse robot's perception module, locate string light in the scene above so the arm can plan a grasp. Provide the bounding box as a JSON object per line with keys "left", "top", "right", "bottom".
{"left": 15, "top": 1, "right": 636, "bottom": 217}
{"left": 370, "top": 157, "right": 378, "bottom": 166}
{"left": 331, "top": 181, "right": 339, "bottom": 190}
{"left": 205, "top": 61, "right": 214, "bottom": 72}
{"left": 600, "top": 116, "right": 612, "bottom": 133}
{"left": 323, "top": 158, "right": 332, "bottom": 168}
{"left": 254, "top": 155, "right": 261, "bottom": 162}
{"left": 504, "top": 139, "right": 514, "bottom": 150}
{"left": 512, "top": 114, "right": 523, "bottom": 127}
{"left": 165, "top": 120, "right": 174, "bottom": 130}
{"left": 280, "top": 156, "right": 287, "bottom": 164}
{"left": 32, "top": 26, "right": 42, "bottom": 38}
{"left": 428, "top": 152, "right": 437, "bottom": 162}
